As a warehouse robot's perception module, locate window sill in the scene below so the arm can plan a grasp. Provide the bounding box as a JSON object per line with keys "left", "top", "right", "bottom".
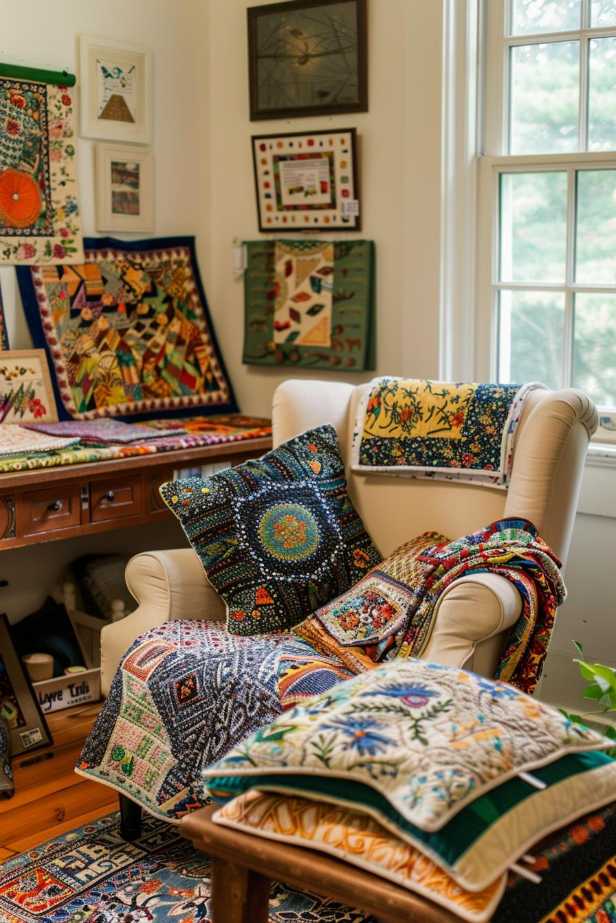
{"left": 586, "top": 443, "right": 616, "bottom": 469}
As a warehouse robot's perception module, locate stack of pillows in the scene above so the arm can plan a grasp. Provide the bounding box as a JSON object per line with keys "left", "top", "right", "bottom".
{"left": 202, "top": 661, "right": 616, "bottom": 922}
{"left": 160, "top": 424, "right": 616, "bottom": 921}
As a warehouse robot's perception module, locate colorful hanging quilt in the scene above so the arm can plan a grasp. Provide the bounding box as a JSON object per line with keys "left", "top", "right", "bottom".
{"left": 352, "top": 377, "right": 544, "bottom": 487}
{"left": 0, "top": 75, "right": 83, "bottom": 265}
{"left": 243, "top": 239, "right": 375, "bottom": 371}
{"left": 17, "top": 236, "right": 237, "bottom": 420}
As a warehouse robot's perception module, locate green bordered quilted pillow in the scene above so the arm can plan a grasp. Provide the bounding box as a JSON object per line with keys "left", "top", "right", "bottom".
{"left": 207, "top": 750, "right": 616, "bottom": 892}
{"left": 202, "top": 659, "right": 614, "bottom": 829}
{"left": 160, "top": 424, "right": 381, "bottom": 635}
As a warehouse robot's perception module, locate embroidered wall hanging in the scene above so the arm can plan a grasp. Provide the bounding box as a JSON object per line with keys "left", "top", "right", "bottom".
{"left": 0, "top": 64, "right": 83, "bottom": 265}
{"left": 17, "top": 236, "right": 238, "bottom": 421}
{"left": 243, "top": 238, "right": 375, "bottom": 371}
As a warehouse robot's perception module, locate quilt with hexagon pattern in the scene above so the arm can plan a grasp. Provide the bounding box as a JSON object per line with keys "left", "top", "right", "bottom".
{"left": 17, "top": 236, "right": 237, "bottom": 420}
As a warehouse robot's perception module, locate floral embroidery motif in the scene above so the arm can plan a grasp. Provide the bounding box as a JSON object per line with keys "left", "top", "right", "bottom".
{"left": 0, "top": 77, "right": 83, "bottom": 265}
{"left": 204, "top": 659, "right": 611, "bottom": 833}
{"left": 353, "top": 377, "right": 543, "bottom": 487}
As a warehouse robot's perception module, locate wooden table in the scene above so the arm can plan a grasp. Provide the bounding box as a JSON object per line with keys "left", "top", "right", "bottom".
{"left": 181, "top": 805, "right": 458, "bottom": 923}
{"left": 0, "top": 435, "right": 272, "bottom": 551}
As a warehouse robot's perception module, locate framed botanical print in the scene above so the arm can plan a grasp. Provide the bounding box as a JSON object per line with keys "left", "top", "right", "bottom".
{"left": 79, "top": 35, "right": 152, "bottom": 143}
{"left": 95, "top": 143, "right": 154, "bottom": 232}
{"left": 0, "top": 349, "right": 57, "bottom": 423}
{"left": 0, "top": 614, "right": 51, "bottom": 757}
{"left": 252, "top": 128, "right": 360, "bottom": 231}
{"left": 247, "top": 0, "right": 367, "bottom": 120}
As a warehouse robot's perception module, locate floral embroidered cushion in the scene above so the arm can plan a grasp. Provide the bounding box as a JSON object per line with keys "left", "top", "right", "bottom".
{"left": 214, "top": 789, "right": 507, "bottom": 923}
{"left": 202, "top": 660, "right": 613, "bottom": 830}
{"left": 207, "top": 750, "right": 616, "bottom": 892}
{"left": 160, "top": 425, "right": 381, "bottom": 636}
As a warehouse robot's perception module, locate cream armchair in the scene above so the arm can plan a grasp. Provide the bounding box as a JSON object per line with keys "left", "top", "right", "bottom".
{"left": 101, "top": 380, "right": 597, "bottom": 695}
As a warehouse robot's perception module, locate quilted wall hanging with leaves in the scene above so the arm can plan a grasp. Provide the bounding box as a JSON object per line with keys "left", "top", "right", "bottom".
{"left": 243, "top": 239, "right": 375, "bottom": 372}
{"left": 0, "top": 70, "right": 83, "bottom": 265}
{"left": 17, "top": 236, "right": 237, "bottom": 421}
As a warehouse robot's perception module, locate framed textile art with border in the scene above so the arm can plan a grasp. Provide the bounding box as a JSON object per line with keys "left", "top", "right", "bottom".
{"left": 0, "top": 67, "right": 83, "bottom": 265}
{"left": 252, "top": 128, "right": 360, "bottom": 231}
{"left": 243, "top": 238, "right": 375, "bottom": 371}
{"left": 0, "top": 613, "right": 52, "bottom": 757}
{"left": 95, "top": 143, "right": 154, "bottom": 233}
{"left": 0, "top": 349, "right": 57, "bottom": 423}
{"left": 79, "top": 36, "right": 152, "bottom": 144}
{"left": 16, "top": 236, "right": 238, "bottom": 421}
{"left": 247, "top": 0, "right": 368, "bottom": 121}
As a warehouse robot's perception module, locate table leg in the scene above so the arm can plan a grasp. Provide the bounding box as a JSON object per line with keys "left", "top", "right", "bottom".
{"left": 211, "top": 856, "right": 270, "bottom": 923}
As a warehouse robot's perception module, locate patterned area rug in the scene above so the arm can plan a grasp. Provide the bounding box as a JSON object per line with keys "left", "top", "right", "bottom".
{"left": 0, "top": 811, "right": 372, "bottom": 922}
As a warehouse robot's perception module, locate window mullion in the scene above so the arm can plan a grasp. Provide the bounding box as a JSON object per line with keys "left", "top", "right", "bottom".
{"left": 582, "top": 0, "right": 591, "bottom": 29}
{"left": 563, "top": 167, "right": 577, "bottom": 387}
{"left": 579, "top": 35, "right": 590, "bottom": 150}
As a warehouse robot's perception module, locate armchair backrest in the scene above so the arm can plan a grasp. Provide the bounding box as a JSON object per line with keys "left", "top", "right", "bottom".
{"left": 272, "top": 379, "right": 597, "bottom": 567}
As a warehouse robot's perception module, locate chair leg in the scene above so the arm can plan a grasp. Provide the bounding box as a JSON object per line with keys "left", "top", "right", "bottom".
{"left": 119, "top": 793, "right": 142, "bottom": 841}
{"left": 211, "top": 856, "right": 270, "bottom": 923}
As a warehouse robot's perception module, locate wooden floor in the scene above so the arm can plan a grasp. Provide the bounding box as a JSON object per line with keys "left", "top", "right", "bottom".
{"left": 0, "top": 702, "right": 116, "bottom": 858}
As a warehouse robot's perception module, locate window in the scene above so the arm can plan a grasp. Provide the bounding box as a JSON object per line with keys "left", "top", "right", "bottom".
{"left": 479, "top": 0, "right": 616, "bottom": 432}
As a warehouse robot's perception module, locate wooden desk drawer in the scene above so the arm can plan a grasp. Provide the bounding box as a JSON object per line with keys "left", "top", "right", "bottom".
{"left": 19, "top": 487, "right": 82, "bottom": 537}
{"left": 90, "top": 476, "right": 143, "bottom": 522}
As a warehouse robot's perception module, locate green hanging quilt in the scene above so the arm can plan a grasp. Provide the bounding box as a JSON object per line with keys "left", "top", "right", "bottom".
{"left": 243, "top": 239, "right": 376, "bottom": 372}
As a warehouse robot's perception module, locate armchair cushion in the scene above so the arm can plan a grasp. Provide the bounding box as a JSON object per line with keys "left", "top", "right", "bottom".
{"left": 160, "top": 424, "right": 380, "bottom": 636}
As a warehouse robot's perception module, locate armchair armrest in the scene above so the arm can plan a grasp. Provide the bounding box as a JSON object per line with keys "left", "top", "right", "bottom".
{"left": 100, "top": 549, "right": 225, "bottom": 695}
{"left": 420, "top": 573, "right": 522, "bottom": 678}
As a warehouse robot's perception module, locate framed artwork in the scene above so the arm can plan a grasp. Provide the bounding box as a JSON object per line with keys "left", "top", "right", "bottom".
{"left": 0, "top": 349, "right": 57, "bottom": 423}
{"left": 247, "top": 0, "right": 367, "bottom": 120}
{"left": 95, "top": 144, "right": 154, "bottom": 232}
{"left": 0, "top": 614, "right": 52, "bottom": 757}
{"left": 79, "top": 36, "right": 152, "bottom": 143}
{"left": 252, "top": 128, "right": 360, "bottom": 231}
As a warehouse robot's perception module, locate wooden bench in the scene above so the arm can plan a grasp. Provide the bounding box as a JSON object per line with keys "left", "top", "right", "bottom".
{"left": 181, "top": 804, "right": 458, "bottom": 923}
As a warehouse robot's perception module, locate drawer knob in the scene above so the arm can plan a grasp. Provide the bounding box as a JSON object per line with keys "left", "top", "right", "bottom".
{"left": 48, "top": 499, "right": 63, "bottom": 513}
{"left": 103, "top": 490, "right": 115, "bottom": 503}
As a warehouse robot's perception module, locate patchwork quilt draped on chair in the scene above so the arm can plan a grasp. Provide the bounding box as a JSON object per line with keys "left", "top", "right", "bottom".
{"left": 77, "top": 519, "right": 565, "bottom": 821}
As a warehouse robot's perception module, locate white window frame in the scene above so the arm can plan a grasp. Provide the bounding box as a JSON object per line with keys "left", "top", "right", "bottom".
{"left": 477, "top": 0, "right": 616, "bottom": 449}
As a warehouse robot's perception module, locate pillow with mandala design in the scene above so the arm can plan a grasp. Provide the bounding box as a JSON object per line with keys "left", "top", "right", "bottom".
{"left": 202, "top": 659, "right": 614, "bottom": 831}
{"left": 160, "top": 424, "right": 381, "bottom": 636}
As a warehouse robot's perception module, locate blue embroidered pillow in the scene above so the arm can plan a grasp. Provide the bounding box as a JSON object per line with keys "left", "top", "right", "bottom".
{"left": 160, "top": 424, "right": 381, "bottom": 636}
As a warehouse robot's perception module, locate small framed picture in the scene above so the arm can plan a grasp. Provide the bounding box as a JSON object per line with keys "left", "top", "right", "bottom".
{"left": 0, "top": 614, "right": 52, "bottom": 757}
{"left": 0, "top": 349, "right": 57, "bottom": 423}
{"left": 247, "top": 0, "right": 367, "bottom": 121}
{"left": 80, "top": 35, "right": 152, "bottom": 143}
{"left": 95, "top": 144, "right": 154, "bottom": 232}
{"left": 252, "top": 127, "right": 360, "bottom": 231}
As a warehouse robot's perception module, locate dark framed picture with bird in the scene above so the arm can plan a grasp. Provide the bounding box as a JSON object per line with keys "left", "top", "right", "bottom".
{"left": 247, "top": 0, "right": 368, "bottom": 120}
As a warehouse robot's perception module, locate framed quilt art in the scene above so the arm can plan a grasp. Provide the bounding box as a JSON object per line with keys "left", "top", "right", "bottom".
{"left": 0, "top": 65, "right": 83, "bottom": 265}
{"left": 0, "top": 349, "right": 57, "bottom": 423}
{"left": 243, "top": 238, "right": 375, "bottom": 371}
{"left": 0, "top": 614, "right": 51, "bottom": 757}
{"left": 252, "top": 128, "right": 360, "bottom": 231}
{"left": 95, "top": 143, "right": 154, "bottom": 232}
{"left": 17, "top": 236, "right": 238, "bottom": 421}
{"left": 247, "top": 0, "right": 368, "bottom": 121}
{"left": 79, "top": 36, "right": 152, "bottom": 144}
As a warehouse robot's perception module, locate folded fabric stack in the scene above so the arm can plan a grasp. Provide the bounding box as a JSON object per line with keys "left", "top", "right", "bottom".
{"left": 0, "top": 415, "right": 273, "bottom": 474}
{"left": 203, "top": 660, "right": 616, "bottom": 923}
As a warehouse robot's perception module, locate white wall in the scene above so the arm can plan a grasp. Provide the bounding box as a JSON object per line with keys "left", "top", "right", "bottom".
{"left": 200, "top": 0, "right": 443, "bottom": 416}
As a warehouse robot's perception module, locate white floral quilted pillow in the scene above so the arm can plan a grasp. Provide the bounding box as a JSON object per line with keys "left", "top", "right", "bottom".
{"left": 203, "top": 660, "right": 612, "bottom": 832}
